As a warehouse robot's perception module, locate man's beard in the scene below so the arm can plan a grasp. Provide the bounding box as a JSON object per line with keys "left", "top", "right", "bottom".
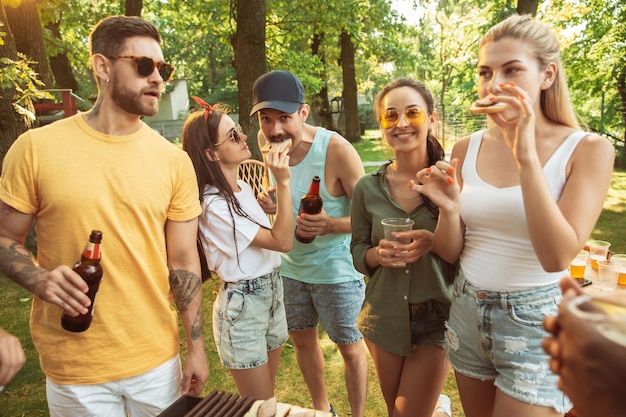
{"left": 110, "top": 80, "right": 160, "bottom": 117}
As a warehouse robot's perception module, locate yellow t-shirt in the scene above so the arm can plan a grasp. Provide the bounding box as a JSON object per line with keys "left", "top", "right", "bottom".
{"left": 0, "top": 115, "right": 201, "bottom": 384}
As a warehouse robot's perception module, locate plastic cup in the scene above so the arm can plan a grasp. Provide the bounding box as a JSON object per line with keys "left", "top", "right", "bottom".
{"left": 597, "top": 259, "right": 620, "bottom": 291}
{"left": 381, "top": 218, "right": 414, "bottom": 267}
{"left": 566, "top": 294, "right": 626, "bottom": 347}
{"left": 588, "top": 240, "right": 611, "bottom": 270}
{"left": 569, "top": 250, "right": 589, "bottom": 280}
{"left": 610, "top": 254, "right": 626, "bottom": 286}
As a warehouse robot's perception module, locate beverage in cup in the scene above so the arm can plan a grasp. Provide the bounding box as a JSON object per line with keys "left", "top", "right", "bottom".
{"left": 566, "top": 294, "right": 626, "bottom": 347}
{"left": 588, "top": 240, "right": 611, "bottom": 270}
{"left": 610, "top": 254, "right": 626, "bottom": 286}
{"left": 569, "top": 250, "right": 589, "bottom": 281}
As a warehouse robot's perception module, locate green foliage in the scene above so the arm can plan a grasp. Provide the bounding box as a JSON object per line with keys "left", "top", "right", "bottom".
{"left": 9, "top": 0, "right": 625, "bottom": 148}
{"left": 0, "top": 52, "right": 52, "bottom": 125}
{"left": 545, "top": 0, "right": 625, "bottom": 142}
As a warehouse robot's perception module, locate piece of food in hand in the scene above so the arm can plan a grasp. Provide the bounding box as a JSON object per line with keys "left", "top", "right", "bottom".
{"left": 261, "top": 139, "right": 292, "bottom": 154}
{"left": 469, "top": 96, "right": 507, "bottom": 114}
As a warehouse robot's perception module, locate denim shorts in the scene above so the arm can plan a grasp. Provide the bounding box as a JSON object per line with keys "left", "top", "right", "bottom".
{"left": 213, "top": 269, "right": 288, "bottom": 370}
{"left": 410, "top": 301, "right": 446, "bottom": 349}
{"left": 282, "top": 276, "right": 365, "bottom": 345}
{"left": 445, "top": 272, "right": 572, "bottom": 413}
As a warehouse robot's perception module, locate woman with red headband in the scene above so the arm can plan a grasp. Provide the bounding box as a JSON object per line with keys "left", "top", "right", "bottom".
{"left": 182, "top": 97, "right": 293, "bottom": 400}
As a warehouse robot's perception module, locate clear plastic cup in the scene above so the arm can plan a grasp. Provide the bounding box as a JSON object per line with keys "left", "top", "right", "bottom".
{"left": 610, "top": 254, "right": 626, "bottom": 286}
{"left": 569, "top": 249, "right": 589, "bottom": 280}
{"left": 597, "top": 259, "right": 620, "bottom": 291}
{"left": 588, "top": 240, "right": 611, "bottom": 270}
{"left": 566, "top": 294, "right": 626, "bottom": 347}
{"left": 381, "top": 218, "right": 414, "bottom": 267}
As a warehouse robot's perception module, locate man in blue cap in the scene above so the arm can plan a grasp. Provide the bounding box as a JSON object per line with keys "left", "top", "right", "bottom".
{"left": 252, "top": 70, "right": 367, "bottom": 417}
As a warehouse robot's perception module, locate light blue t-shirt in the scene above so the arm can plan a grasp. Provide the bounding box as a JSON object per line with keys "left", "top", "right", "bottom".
{"left": 279, "top": 127, "right": 362, "bottom": 284}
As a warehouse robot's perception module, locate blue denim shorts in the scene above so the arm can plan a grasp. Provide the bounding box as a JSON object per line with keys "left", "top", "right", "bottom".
{"left": 445, "top": 272, "right": 572, "bottom": 413}
{"left": 410, "top": 300, "right": 446, "bottom": 348}
{"left": 282, "top": 277, "right": 365, "bottom": 345}
{"left": 213, "top": 269, "right": 288, "bottom": 370}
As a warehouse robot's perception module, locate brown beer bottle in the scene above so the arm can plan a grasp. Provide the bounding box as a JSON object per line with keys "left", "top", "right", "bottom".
{"left": 295, "top": 176, "right": 323, "bottom": 244}
{"left": 61, "top": 230, "right": 103, "bottom": 332}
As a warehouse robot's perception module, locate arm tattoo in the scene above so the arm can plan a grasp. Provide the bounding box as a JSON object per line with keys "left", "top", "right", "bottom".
{"left": 169, "top": 269, "right": 203, "bottom": 341}
{"left": 169, "top": 269, "right": 201, "bottom": 315}
{"left": 191, "top": 303, "right": 202, "bottom": 341}
{"left": 0, "top": 242, "right": 46, "bottom": 290}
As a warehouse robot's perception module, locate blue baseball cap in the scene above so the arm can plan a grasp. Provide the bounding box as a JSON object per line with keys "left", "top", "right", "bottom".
{"left": 249, "top": 70, "right": 305, "bottom": 116}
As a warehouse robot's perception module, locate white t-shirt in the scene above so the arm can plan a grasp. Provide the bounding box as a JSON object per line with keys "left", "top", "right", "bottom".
{"left": 459, "top": 130, "right": 586, "bottom": 291}
{"left": 199, "top": 180, "right": 280, "bottom": 282}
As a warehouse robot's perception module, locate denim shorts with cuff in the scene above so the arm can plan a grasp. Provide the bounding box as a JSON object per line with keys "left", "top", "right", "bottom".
{"left": 213, "top": 268, "right": 288, "bottom": 370}
{"left": 282, "top": 276, "right": 365, "bottom": 345}
{"left": 445, "top": 272, "right": 572, "bottom": 413}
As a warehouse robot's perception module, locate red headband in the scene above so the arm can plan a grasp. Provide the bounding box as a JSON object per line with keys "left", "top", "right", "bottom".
{"left": 191, "top": 96, "right": 219, "bottom": 122}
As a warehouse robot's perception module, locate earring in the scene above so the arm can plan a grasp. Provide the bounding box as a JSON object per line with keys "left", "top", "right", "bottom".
{"left": 105, "top": 78, "right": 110, "bottom": 86}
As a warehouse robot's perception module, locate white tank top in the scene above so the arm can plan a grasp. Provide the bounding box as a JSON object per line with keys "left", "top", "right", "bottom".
{"left": 459, "top": 129, "right": 587, "bottom": 291}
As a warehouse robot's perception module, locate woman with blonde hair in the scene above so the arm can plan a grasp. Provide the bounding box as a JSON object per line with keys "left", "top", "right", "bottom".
{"left": 413, "top": 14, "right": 614, "bottom": 417}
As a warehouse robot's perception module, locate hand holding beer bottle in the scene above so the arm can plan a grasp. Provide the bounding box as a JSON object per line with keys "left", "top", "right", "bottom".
{"left": 295, "top": 176, "right": 323, "bottom": 244}
{"left": 61, "top": 230, "right": 104, "bottom": 332}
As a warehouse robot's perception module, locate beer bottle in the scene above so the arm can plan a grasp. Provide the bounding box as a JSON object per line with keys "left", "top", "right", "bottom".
{"left": 61, "top": 230, "right": 103, "bottom": 332}
{"left": 295, "top": 176, "right": 323, "bottom": 243}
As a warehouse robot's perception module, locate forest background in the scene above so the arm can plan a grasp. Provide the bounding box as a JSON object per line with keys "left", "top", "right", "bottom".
{"left": 0, "top": 0, "right": 625, "bottom": 168}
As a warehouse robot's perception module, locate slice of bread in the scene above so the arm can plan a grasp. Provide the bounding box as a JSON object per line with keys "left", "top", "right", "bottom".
{"left": 243, "top": 398, "right": 333, "bottom": 417}
{"left": 261, "top": 139, "right": 292, "bottom": 154}
{"left": 469, "top": 96, "right": 507, "bottom": 114}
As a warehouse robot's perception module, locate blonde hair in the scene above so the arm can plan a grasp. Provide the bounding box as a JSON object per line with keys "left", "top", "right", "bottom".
{"left": 480, "top": 14, "right": 579, "bottom": 129}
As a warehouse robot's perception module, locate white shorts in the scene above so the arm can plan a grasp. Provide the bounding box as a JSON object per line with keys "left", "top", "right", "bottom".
{"left": 46, "top": 356, "right": 182, "bottom": 417}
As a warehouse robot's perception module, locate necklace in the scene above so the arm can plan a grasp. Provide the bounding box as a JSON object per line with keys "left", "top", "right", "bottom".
{"left": 390, "top": 164, "right": 420, "bottom": 199}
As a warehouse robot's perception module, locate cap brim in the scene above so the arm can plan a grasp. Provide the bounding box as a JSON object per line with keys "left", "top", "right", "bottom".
{"left": 249, "top": 100, "right": 300, "bottom": 117}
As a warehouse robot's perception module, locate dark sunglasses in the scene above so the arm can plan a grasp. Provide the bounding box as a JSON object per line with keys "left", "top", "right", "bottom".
{"left": 214, "top": 126, "right": 245, "bottom": 147}
{"left": 106, "top": 56, "right": 175, "bottom": 82}
{"left": 380, "top": 107, "right": 427, "bottom": 129}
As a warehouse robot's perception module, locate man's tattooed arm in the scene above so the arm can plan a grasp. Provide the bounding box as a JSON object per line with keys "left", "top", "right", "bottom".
{"left": 0, "top": 242, "right": 47, "bottom": 293}
{"left": 169, "top": 269, "right": 203, "bottom": 341}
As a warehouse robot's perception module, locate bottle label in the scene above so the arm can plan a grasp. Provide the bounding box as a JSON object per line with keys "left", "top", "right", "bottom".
{"left": 83, "top": 242, "right": 101, "bottom": 259}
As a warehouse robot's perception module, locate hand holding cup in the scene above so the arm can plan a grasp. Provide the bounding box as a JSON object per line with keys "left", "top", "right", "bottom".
{"left": 380, "top": 218, "right": 414, "bottom": 267}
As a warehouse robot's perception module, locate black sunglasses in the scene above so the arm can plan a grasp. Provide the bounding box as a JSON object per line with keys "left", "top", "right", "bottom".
{"left": 214, "top": 126, "right": 245, "bottom": 147}
{"left": 106, "top": 56, "right": 175, "bottom": 81}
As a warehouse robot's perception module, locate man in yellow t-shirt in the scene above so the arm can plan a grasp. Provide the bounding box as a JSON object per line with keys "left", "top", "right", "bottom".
{"left": 0, "top": 16, "right": 208, "bottom": 416}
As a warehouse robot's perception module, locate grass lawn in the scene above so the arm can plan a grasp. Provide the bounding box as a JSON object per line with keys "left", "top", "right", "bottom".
{"left": 0, "top": 132, "right": 624, "bottom": 416}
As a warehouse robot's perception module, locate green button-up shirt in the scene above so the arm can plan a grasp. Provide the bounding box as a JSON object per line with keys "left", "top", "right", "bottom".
{"left": 351, "top": 163, "right": 456, "bottom": 356}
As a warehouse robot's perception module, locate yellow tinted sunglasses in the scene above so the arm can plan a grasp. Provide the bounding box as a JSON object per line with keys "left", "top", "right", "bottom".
{"left": 380, "top": 107, "right": 427, "bottom": 129}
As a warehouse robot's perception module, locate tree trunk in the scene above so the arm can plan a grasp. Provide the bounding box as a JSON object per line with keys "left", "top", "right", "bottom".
{"left": 0, "top": 3, "right": 29, "bottom": 171}
{"left": 231, "top": 0, "right": 266, "bottom": 161}
{"left": 340, "top": 31, "right": 360, "bottom": 143}
{"left": 616, "top": 65, "right": 626, "bottom": 168}
{"left": 309, "top": 32, "right": 334, "bottom": 130}
{"left": 516, "top": 0, "right": 539, "bottom": 16}
{"left": 45, "top": 20, "right": 79, "bottom": 92}
{"left": 5, "top": 0, "right": 54, "bottom": 88}
{"left": 125, "top": 0, "right": 142, "bottom": 16}
{"left": 0, "top": 2, "right": 36, "bottom": 248}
